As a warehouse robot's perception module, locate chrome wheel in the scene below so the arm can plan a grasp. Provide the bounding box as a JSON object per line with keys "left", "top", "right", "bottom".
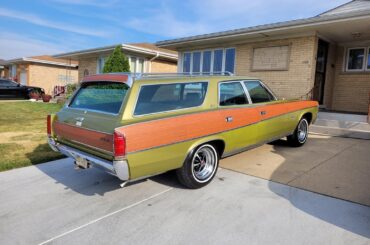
{"left": 191, "top": 145, "right": 218, "bottom": 183}
{"left": 297, "top": 119, "right": 308, "bottom": 143}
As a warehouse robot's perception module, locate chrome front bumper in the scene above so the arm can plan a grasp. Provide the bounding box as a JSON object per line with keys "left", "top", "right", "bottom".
{"left": 48, "top": 137, "right": 129, "bottom": 181}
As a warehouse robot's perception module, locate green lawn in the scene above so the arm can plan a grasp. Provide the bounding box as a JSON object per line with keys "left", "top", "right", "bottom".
{"left": 0, "top": 101, "right": 65, "bottom": 171}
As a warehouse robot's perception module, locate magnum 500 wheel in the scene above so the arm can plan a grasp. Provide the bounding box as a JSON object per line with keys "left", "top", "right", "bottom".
{"left": 287, "top": 118, "right": 309, "bottom": 147}
{"left": 176, "top": 144, "right": 219, "bottom": 189}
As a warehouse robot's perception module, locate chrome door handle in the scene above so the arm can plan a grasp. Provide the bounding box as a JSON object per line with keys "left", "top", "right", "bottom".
{"left": 260, "top": 111, "right": 267, "bottom": 116}
{"left": 225, "top": 116, "right": 233, "bottom": 122}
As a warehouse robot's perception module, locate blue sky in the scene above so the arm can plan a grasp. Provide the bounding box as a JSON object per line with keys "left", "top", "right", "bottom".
{"left": 0, "top": 0, "right": 348, "bottom": 59}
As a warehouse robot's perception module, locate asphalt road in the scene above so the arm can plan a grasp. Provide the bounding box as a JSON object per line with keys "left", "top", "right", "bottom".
{"left": 0, "top": 158, "right": 369, "bottom": 245}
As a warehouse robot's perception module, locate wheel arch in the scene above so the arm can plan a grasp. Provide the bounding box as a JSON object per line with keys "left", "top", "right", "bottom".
{"left": 183, "top": 136, "right": 226, "bottom": 166}
{"left": 300, "top": 112, "right": 313, "bottom": 125}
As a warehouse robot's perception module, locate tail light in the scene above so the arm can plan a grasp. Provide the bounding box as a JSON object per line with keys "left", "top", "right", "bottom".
{"left": 47, "top": 114, "right": 52, "bottom": 136}
{"left": 114, "top": 131, "right": 126, "bottom": 157}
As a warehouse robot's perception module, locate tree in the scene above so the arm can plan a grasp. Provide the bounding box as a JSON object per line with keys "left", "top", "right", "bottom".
{"left": 103, "top": 45, "right": 130, "bottom": 73}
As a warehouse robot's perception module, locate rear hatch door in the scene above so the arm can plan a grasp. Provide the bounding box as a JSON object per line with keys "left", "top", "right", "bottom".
{"left": 53, "top": 80, "right": 130, "bottom": 159}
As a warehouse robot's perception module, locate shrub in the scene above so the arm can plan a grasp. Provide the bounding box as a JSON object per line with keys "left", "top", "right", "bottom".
{"left": 29, "top": 89, "right": 41, "bottom": 100}
{"left": 103, "top": 45, "right": 130, "bottom": 73}
{"left": 65, "top": 83, "right": 78, "bottom": 99}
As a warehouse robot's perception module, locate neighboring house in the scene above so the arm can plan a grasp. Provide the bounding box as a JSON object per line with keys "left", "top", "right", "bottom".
{"left": 157, "top": 0, "right": 370, "bottom": 114}
{"left": 3, "top": 56, "right": 78, "bottom": 95}
{"left": 0, "top": 59, "right": 5, "bottom": 77}
{"left": 54, "top": 43, "right": 178, "bottom": 82}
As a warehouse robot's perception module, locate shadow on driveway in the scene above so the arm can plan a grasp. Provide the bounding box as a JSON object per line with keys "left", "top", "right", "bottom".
{"left": 33, "top": 154, "right": 184, "bottom": 196}
{"left": 268, "top": 137, "right": 370, "bottom": 239}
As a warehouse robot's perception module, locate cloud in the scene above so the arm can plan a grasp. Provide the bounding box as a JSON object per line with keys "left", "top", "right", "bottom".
{"left": 125, "top": 9, "right": 210, "bottom": 38}
{"left": 122, "top": 4, "right": 210, "bottom": 37}
{"left": 124, "top": 0, "right": 349, "bottom": 38}
{"left": 0, "top": 33, "right": 64, "bottom": 59}
{"left": 0, "top": 7, "right": 109, "bottom": 37}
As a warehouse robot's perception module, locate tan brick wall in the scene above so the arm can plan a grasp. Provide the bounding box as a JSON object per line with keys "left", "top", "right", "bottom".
{"left": 78, "top": 57, "right": 98, "bottom": 81}
{"left": 330, "top": 46, "right": 370, "bottom": 113}
{"left": 28, "top": 64, "right": 78, "bottom": 94}
{"left": 235, "top": 36, "right": 318, "bottom": 100}
{"left": 150, "top": 59, "right": 177, "bottom": 73}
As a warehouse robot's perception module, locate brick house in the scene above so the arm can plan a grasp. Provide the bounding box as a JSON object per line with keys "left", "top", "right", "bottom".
{"left": 157, "top": 0, "right": 370, "bottom": 114}
{"left": 54, "top": 43, "right": 178, "bottom": 82}
{"left": 3, "top": 56, "right": 78, "bottom": 95}
{"left": 0, "top": 59, "right": 5, "bottom": 77}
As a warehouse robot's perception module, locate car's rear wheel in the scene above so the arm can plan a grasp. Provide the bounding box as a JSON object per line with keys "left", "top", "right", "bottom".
{"left": 287, "top": 118, "right": 309, "bottom": 147}
{"left": 176, "top": 144, "right": 219, "bottom": 189}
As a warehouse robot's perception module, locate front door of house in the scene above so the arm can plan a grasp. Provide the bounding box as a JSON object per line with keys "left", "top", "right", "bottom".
{"left": 313, "top": 39, "right": 329, "bottom": 104}
{"left": 20, "top": 71, "right": 27, "bottom": 86}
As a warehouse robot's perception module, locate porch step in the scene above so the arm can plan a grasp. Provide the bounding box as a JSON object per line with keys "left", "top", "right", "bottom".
{"left": 310, "top": 115, "right": 370, "bottom": 140}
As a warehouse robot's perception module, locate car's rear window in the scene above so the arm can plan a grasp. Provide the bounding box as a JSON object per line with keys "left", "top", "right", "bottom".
{"left": 134, "top": 82, "right": 208, "bottom": 116}
{"left": 69, "top": 82, "right": 129, "bottom": 114}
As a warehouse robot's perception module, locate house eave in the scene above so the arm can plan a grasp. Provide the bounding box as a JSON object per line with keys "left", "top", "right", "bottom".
{"left": 156, "top": 10, "right": 370, "bottom": 49}
{"left": 53, "top": 44, "right": 178, "bottom": 61}
{"left": 4, "top": 58, "right": 78, "bottom": 68}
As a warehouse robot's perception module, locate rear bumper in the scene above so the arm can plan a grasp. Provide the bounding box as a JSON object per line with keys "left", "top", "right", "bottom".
{"left": 48, "top": 137, "right": 129, "bottom": 181}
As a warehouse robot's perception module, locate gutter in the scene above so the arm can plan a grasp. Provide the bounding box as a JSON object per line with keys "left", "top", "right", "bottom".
{"left": 54, "top": 44, "right": 178, "bottom": 61}
{"left": 148, "top": 52, "right": 160, "bottom": 72}
{"left": 4, "top": 57, "right": 78, "bottom": 68}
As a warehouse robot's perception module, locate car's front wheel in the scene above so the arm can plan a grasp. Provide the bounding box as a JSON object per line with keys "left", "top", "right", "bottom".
{"left": 176, "top": 144, "right": 219, "bottom": 189}
{"left": 287, "top": 117, "right": 309, "bottom": 147}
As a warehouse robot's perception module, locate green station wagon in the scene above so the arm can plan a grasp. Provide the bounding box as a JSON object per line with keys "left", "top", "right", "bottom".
{"left": 47, "top": 73, "right": 318, "bottom": 188}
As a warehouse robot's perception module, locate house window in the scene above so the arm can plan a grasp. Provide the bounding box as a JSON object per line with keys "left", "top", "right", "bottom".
{"left": 202, "top": 51, "right": 212, "bottom": 73}
{"left": 10, "top": 65, "right": 17, "bottom": 78}
{"left": 213, "top": 49, "right": 223, "bottom": 73}
{"left": 225, "top": 48, "right": 236, "bottom": 74}
{"left": 347, "top": 48, "right": 365, "bottom": 71}
{"left": 181, "top": 48, "right": 235, "bottom": 74}
{"left": 129, "top": 57, "right": 145, "bottom": 73}
{"left": 183, "top": 53, "right": 191, "bottom": 73}
{"left": 192, "top": 52, "right": 201, "bottom": 73}
{"left": 97, "top": 56, "right": 106, "bottom": 74}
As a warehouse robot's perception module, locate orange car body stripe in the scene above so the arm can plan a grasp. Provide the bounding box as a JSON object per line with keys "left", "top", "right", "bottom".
{"left": 118, "top": 100, "right": 317, "bottom": 154}
{"left": 53, "top": 122, "right": 113, "bottom": 153}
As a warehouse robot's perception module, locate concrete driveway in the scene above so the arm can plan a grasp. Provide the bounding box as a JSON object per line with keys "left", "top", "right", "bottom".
{"left": 221, "top": 134, "right": 370, "bottom": 206}
{"left": 0, "top": 158, "right": 369, "bottom": 245}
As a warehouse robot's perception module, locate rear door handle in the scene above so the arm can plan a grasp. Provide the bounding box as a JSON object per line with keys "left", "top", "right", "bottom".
{"left": 260, "top": 111, "right": 267, "bottom": 116}
{"left": 225, "top": 116, "right": 233, "bottom": 122}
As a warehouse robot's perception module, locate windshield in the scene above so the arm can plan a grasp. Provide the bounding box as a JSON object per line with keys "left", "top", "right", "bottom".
{"left": 69, "top": 82, "right": 129, "bottom": 114}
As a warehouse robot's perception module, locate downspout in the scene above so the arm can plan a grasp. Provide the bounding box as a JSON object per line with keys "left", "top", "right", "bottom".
{"left": 148, "top": 52, "right": 160, "bottom": 72}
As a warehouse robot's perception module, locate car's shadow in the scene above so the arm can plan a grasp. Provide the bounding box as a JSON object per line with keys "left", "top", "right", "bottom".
{"left": 267, "top": 138, "right": 370, "bottom": 239}
{"left": 30, "top": 144, "right": 184, "bottom": 196}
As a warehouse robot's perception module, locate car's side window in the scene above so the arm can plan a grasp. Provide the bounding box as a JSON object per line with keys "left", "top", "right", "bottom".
{"left": 244, "top": 81, "right": 274, "bottom": 103}
{"left": 219, "top": 82, "right": 249, "bottom": 106}
{"left": 134, "top": 82, "right": 208, "bottom": 116}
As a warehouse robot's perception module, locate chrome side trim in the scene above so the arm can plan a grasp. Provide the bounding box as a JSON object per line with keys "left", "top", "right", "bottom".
{"left": 48, "top": 138, "right": 129, "bottom": 181}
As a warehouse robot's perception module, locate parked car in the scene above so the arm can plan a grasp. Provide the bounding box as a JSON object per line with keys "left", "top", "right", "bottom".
{"left": 47, "top": 73, "right": 318, "bottom": 188}
{"left": 0, "top": 79, "right": 44, "bottom": 99}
